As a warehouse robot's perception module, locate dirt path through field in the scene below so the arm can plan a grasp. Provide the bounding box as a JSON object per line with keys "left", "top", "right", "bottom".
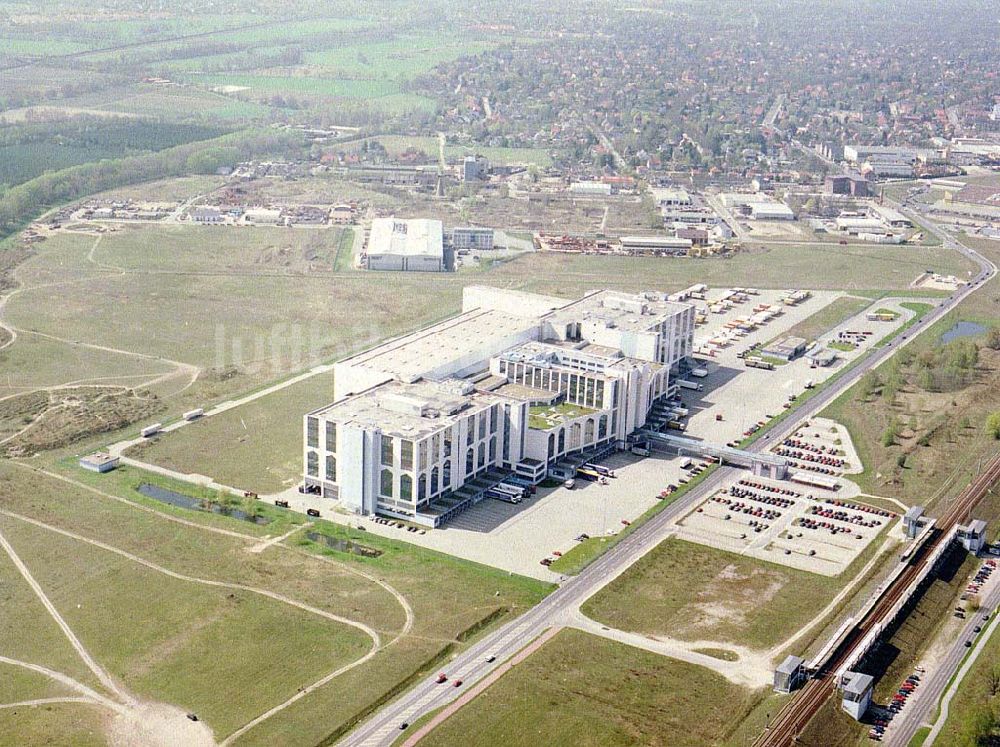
{"left": 0, "top": 502, "right": 418, "bottom": 744}
{"left": 0, "top": 233, "right": 200, "bottom": 399}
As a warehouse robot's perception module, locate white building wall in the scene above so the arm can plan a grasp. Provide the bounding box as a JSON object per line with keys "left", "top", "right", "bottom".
{"left": 367, "top": 254, "right": 406, "bottom": 271}
{"left": 337, "top": 426, "right": 375, "bottom": 514}
{"left": 332, "top": 366, "right": 392, "bottom": 401}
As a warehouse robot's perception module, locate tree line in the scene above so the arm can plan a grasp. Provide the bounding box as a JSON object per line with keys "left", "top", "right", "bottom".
{"left": 0, "top": 128, "right": 305, "bottom": 238}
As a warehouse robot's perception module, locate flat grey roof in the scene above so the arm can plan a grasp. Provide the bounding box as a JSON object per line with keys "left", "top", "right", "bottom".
{"left": 314, "top": 379, "right": 501, "bottom": 440}
{"left": 843, "top": 673, "right": 874, "bottom": 695}
{"left": 548, "top": 290, "right": 691, "bottom": 335}
{"left": 344, "top": 308, "right": 538, "bottom": 383}
{"left": 776, "top": 655, "right": 804, "bottom": 675}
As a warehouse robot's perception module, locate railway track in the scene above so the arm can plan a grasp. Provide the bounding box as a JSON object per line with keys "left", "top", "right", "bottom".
{"left": 755, "top": 453, "right": 1000, "bottom": 747}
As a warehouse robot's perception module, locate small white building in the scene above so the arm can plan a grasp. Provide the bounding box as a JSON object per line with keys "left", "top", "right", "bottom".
{"left": 958, "top": 520, "right": 988, "bottom": 554}
{"left": 749, "top": 202, "right": 795, "bottom": 220}
{"left": 366, "top": 218, "right": 446, "bottom": 272}
{"left": 569, "top": 181, "right": 612, "bottom": 197}
{"left": 650, "top": 187, "right": 692, "bottom": 207}
{"left": 79, "top": 452, "right": 120, "bottom": 473}
{"left": 244, "top": 207, "right": 282, "bottom": 224}
{"left": 841, "top": 672, "right": 874, "bottom": 720}
{"left": 619, "top": 235, "right": 693, "bottom": 255}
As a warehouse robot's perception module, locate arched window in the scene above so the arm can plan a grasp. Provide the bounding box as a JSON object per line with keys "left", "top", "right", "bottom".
{"left": 431, "top": 466, "right": 439, "bottom": 494}
{"left": 466, "top": 447, "right": 475, "bottom": 474}
{"left": 400, "top": 474, "right": 413, "bottom": 502}
{"left": 307, "top": 450, "right": 319, "bottom": 477}
{"left": 418, "top": 475, "right": 427, "bottom": 502}
{"left": 325, "top": 455, "right": 337, "bottom": 481}
{"left": 570, "top": 422, "right": 582, "bottom": 449}
{"left": 547, "top": 433, "right": 555, "bottom": 459}
{"left": 598, "top": 414, "right": 609, "bottom": 439}
{"left": 557, "top": 428, "right": 565, "bottom": 453}
{"left": 477, "top": 442, "right": 486, "bottom": 468}
{"left": 380, "top": 468, "right": 393, "bottom": 497}
{"left": 489, "top": 436, "right": 497, "bottom": 462}
{"left": 584, "top": 419, "right": 595, "bottom": 444}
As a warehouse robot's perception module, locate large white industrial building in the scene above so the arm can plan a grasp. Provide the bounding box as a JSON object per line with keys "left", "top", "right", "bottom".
{"left": 364, "top": 217, "right": 445, "bottom": 272}
{"left": 303, "top": 286, "right": 695, "bottom": 525}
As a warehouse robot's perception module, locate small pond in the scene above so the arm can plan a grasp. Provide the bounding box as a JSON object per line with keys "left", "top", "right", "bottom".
{"left": 137, "top": 483, "right": 270, "bottom": 525}
{"left": 940, "top": 321, "right": 987, "bottom": 344}
{"left": 305, "top": 531, "right": 382, "bottom": 558}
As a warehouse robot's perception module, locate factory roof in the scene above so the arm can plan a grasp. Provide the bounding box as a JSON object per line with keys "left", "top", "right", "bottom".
{"left": 344, "top": 308, "right": 538, "bottom": 384}
{"left": 368, "top": 217, "right": 443, "bottom": 258}
{"left": 313, "top": 379, "right": 500, "bottom": 440}
{"left": 548, "top": 290, "right": 690, "bottom": 335}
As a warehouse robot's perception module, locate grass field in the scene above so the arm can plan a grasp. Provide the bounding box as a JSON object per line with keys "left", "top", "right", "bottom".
{"left": 419, "top": 628, "right": 765, "bottom": 747}
{"left": 185, "top": 73, "right": 437, "bottom": 114}
{"left": 127, "top": 368, "right": 338, "bottom": 494}
{"left": 581, "top": 535, "right": 890, "bottom": 650}
{"left": 304, "top": 34, "right": 502, "bottom": 79}
{"left": 0, "top": 330, "right": 174, "bottom": 401}
{"left": 486, "top": 242, "right": 977, "bottom": 296}
{"left": 0, "top": 514, "right": 373, "bottom": 736}
{"left": 3, "top": 224, "right": 465, "bottom": 398}
{"left": 0, "top": 460, "right": 551, "bottom": 745}
{"left": 779, "top": 295, "right": 873, "bottom": 342}
{"left": 0, "top": 700, "right": 107, "bottom": 747}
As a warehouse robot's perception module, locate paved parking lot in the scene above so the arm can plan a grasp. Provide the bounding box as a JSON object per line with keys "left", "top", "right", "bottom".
{"left": 679, "top": 293, "right": 921, "bottom": 446}
{"left": 287, "top": 449, "right": 695, "bottom": 581}
{"left": 673, "top": 472, "right": 897, "bottom": 576}
{"left": 771, "top": 417, "right": 864, "bottom": 481}
{"left": 386, "top": 450, "right": 695, "bottom": 580}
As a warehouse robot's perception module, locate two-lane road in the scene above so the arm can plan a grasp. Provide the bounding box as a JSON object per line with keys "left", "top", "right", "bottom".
{"left": 884, "top": 582, "right": 1000, "bottom": 746}
{"left": 342, "top": 224, "right": 996, "bottom": 746}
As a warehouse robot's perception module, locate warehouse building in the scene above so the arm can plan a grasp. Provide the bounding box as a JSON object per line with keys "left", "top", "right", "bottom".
{"left": 619, "top": 235, "right": 693, "bottom": 255}
{"left": 720, "top": 193, "right": 796, "bottom": 220}
{"left": 762, "top": 336, "right": 808, "bottom": 361}
{"left": 749, "top": 202, "right": 795, "bottom": 220}
{"left": 304, "top": 286, "right": 695, "bottom": 524}
{"left": 650, "top": 187, "right": 693, "bottom": 207}
{"left": 365, "top": 218, "right": 446, "bottom": 272}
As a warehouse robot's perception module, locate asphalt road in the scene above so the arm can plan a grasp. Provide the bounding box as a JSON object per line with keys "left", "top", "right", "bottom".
{"left": 341, "top": 217, "right": 996, "bottom": 747}
{"left": 884, "top": 578, "right": 1000, "bottom": 747}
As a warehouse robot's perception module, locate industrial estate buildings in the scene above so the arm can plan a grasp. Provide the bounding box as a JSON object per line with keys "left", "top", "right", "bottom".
{"left": 303, "top": 286, "right": 696, "bottom": 525}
